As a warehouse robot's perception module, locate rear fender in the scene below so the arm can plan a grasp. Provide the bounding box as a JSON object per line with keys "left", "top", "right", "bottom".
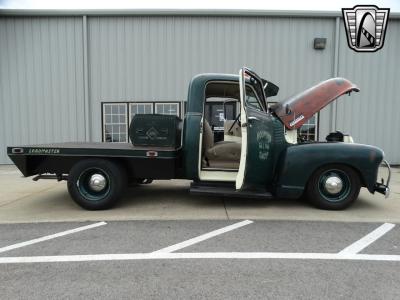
{"left": 275, "top": 143, "right": 384, "bottom": 198}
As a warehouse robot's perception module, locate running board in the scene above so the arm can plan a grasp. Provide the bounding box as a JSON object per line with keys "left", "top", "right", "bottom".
{"left": 190, "top": 182, "right": 273, "bottom": 199}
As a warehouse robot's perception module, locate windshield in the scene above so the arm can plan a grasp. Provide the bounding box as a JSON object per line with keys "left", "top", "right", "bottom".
{"left": 245, "top": 86, "right": 264, "bottom": 111}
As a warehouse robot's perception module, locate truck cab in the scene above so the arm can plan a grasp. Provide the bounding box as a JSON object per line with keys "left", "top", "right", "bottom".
{"left": 184, "top": 69, "right": 281, "bottom": 189}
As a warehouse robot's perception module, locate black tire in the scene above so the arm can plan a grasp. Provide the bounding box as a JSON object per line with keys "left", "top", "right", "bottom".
{"left": 67, "top": 159, "right": 127, "bottom": 210}
{"left": 306, "top": 164, "right": 361, "bottom": 210}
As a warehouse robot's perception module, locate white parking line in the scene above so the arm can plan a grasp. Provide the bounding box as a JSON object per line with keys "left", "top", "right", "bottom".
{"left": 152, "top": 220, "right": 253, "bottom": 253}
{"left": 0, "top": 252, "right": 400, "bottom": 264}
{"left": 0, "top": 221, "right": 398, "bottom": 264}
{"left": 0, "top": 222, "right": 107, "bottom": 254}
{"left": 338, "top": 223, "right": 395, "bottom": 255}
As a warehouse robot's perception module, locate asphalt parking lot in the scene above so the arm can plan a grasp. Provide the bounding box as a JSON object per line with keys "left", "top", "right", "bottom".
{"left": 0, "top": 165, "right": 399, "bottom": 299}
{"left": 0, "top": 220, "right": 400, "bottom": 299}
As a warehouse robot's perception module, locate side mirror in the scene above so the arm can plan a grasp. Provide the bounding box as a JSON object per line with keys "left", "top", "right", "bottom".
{"left": 263, "top": 80, "right": 279, "bottom": 97}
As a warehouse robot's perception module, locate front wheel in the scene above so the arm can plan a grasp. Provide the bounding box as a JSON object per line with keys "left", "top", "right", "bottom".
{"left": 67, "top": 159, "right": 127, "bottom": 210}
{"left": 306, "top": 164, "right": 361, "bottom": 210}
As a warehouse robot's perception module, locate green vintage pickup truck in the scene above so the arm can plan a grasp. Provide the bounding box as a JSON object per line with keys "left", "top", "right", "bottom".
{"left": 7, "top": 68, "right": 390, "bottom": 210}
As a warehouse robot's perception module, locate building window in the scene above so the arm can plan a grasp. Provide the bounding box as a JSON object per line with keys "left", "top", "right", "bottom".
{"left": 103, "top": 103, "right": 128, "bottom": 143}
{"left": 298, "top": 114, "right": 318, "bottom": 141}
{"left": 155, "top": 103, "right": 180, "bottom": 116}
{"left": 102, "top": 101, "right": 182, "bottom": 142}
{"left": 129, "top": 103, "right": 153, "bottom": 121}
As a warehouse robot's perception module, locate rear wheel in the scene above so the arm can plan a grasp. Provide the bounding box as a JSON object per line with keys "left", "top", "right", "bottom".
{"left": 67, "top": 159, "right": 127, "bottom": 210}
{"left": 306, "top": 164, "right": 361, "bottom": 210}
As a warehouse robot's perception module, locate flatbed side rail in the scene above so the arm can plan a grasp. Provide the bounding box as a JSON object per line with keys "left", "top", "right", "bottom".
{"left": 32, "top": 174, "right": 68, "bottom": 181}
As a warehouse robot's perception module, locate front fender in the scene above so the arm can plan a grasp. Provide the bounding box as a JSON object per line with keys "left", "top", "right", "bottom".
{"left": 275, "top": 142, "right": 384, "bottom": 198}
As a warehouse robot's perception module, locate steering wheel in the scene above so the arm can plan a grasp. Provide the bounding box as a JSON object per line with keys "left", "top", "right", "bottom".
{"left": 228, "top": 113, "right": 241, "bottom": 134}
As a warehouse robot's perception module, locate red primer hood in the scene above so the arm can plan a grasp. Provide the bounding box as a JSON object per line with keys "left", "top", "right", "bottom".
{"left": 272, "top": 78, "right": 359, "bottom": 129}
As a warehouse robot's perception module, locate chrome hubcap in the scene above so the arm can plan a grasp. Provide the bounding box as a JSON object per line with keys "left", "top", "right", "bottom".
{"left": 324, "top": 176, "right": 343, "bottom": 194}
{"left": 88, "top": 174, "right": 107, "bottom": 192}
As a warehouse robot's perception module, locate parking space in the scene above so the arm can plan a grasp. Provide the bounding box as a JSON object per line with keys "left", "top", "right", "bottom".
{"left": 179, "top": 221, "right": 381, "bottom": 253}
{"left": 0, "top": 221, "right": 239, "bottom": 257}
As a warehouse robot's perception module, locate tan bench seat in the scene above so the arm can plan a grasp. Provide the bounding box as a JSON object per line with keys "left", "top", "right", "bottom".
{"left": 202, "top": 120, "right": 241, "bottom": 169}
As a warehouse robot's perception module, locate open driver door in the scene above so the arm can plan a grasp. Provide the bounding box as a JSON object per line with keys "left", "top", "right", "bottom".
{"left": 236, "top": 68, "right": 276, "bottom": 190}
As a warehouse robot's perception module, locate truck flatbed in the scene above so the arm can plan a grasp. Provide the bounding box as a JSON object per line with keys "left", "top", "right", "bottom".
{"left": 8, "top": 142, "right": 181, "bottom": 178}
{"left": 9, "top": 142, "right": 178, "bottom": 153}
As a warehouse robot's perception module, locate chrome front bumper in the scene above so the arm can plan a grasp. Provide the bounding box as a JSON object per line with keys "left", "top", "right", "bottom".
{"left": 374, "top": 159, "right": 391, "bottom": 198}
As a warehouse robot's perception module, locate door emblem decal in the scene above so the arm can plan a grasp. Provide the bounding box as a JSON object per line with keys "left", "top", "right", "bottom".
{"left": 257, "top": 131, "right": 272, "bottom": 161}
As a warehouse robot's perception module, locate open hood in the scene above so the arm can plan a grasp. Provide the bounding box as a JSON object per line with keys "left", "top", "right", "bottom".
{"left": 271, "top": 78, "right": 359, "bottom": 130}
